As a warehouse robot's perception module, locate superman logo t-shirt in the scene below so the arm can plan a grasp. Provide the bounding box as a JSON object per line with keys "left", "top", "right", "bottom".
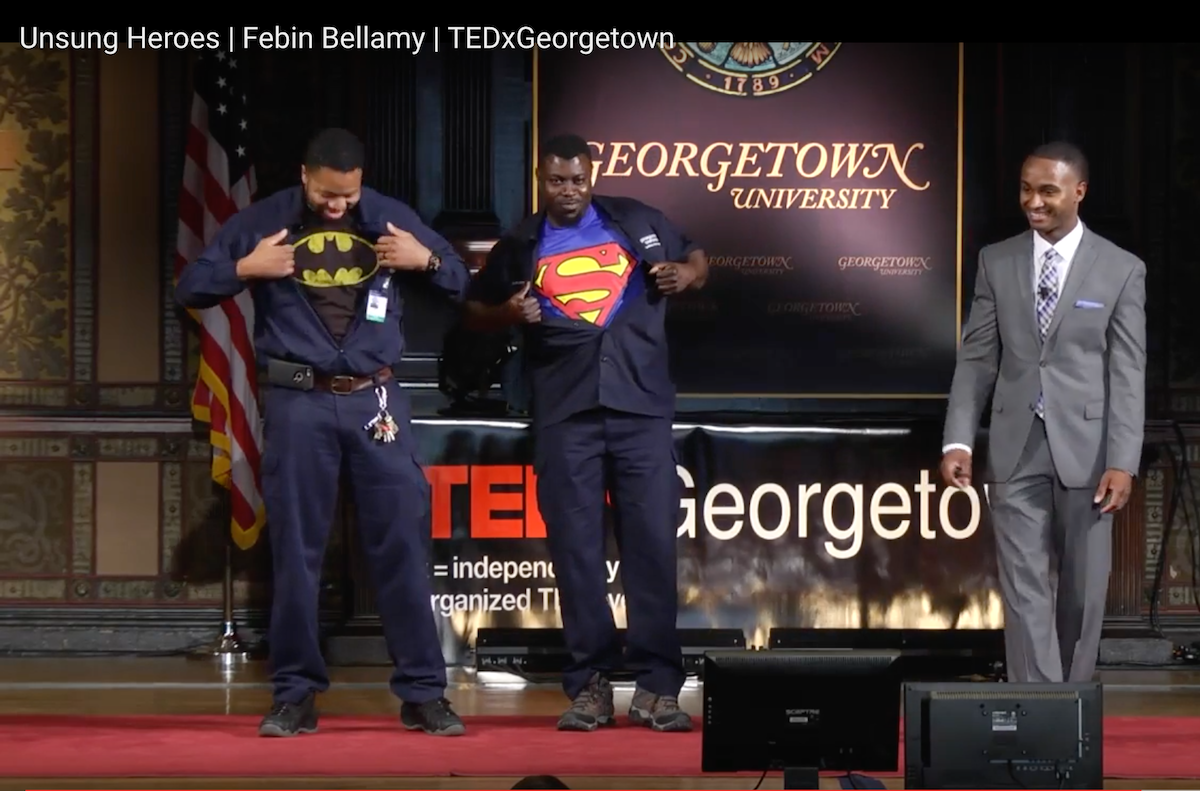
{"left": 464, "top": 193, "right": 693, "bottom": 427}
{"left": 532, "top": 204, "right": 644, "bottom": 328}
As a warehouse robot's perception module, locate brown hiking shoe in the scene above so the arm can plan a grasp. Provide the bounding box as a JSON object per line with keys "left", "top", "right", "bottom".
{"left": 557, "top": 674, "right": 615, "bottom": 731}
{"left": 629, "top": 687, "right": 693, "bottom": 732}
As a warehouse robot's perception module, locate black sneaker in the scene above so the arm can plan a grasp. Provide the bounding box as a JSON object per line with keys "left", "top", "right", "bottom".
{"left": 557, "top": 674, "right": 615, "bottom": 731}
{"left": 400, "top": 697, "right": 466, "bottom": 736}
{"left": 629, "top": 687, "right": 692, "bottom": 732}
{"left": 258, "top": 694, "right": 318, "bottom": 737}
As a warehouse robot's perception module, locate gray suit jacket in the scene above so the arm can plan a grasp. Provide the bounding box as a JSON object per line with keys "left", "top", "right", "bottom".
{"left": 943, "top": 226, "right": 1147, "bottom": 488}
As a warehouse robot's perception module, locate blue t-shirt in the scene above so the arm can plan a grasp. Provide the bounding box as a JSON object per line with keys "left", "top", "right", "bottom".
{"left": 532, "top": 204, "right": 644, "bottom": 328}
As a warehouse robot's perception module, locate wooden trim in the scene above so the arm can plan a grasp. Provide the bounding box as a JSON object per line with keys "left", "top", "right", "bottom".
{"left": 1107, "top": 473, "right": 1147, "bottom": 618}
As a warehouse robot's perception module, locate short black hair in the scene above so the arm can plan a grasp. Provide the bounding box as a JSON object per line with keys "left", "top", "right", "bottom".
{"left": 1029, "top": 140, "right": 1089, "bottom": 182}
{"left": 304, "top": 128, "right": 364, "bottom": 172}
{"left": 540, "top": 133, "right": 592, "bottom": 165}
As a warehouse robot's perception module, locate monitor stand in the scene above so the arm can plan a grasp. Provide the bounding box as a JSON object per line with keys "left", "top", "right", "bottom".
{"left": 783, "top": 766, "right": 819, "bottom": 789}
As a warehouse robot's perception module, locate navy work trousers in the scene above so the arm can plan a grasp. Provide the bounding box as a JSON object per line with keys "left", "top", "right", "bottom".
{"left": 533, "top": 407, "right": 685, "bottom": 699}
{"left": 261, "top": 379, "right": 446, "bottom": 705}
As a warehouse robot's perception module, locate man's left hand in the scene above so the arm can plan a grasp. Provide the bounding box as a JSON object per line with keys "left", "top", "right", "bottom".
{"left": 375, "top": 221, "right": 432, "bottom": 270}
{"left": 1094, "top": 468, "right": 1134, "bottom": 514}
{"left": 649, "top": 262, "right": 697, "bottom": 295}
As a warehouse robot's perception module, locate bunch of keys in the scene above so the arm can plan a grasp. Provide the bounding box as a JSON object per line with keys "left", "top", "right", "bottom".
{"left": 364, "top": 385, "right": 398, "bottom": 443}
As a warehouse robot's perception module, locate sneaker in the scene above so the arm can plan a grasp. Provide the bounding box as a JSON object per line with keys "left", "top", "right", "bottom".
{"left": 629, "top": 687, "right": 692, "bottom": 732}
{"left": 400, "top": 697, "right": 466, "bottom": 736}
{"left": 557, "top": 674, "right": 615, "bottom": 731}
{"left": 258, "top": 694, "right": 318, "bottom": 737}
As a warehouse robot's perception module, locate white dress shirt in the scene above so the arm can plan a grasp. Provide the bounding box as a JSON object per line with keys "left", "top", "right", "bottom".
{"left": 942, "top": 220, "right": 1086, "bottom": 456}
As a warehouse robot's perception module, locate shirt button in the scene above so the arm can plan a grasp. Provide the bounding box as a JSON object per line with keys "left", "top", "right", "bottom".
{"left": 601, "top": 356, "right": 609, "bottom": 363}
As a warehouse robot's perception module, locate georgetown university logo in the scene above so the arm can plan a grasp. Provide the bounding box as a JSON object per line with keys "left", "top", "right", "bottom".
{"left": 660, "top": 42, "right": 841, "bottom": 98}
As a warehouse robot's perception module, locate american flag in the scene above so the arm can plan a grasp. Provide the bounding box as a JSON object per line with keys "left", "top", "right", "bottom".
{"left": 173, "top": 50, "right": 265, "bottom": 550}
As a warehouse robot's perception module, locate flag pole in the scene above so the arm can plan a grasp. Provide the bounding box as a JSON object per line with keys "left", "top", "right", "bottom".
{"left": 178, "top": 47, "right": 259, "bottom": 667}
{"left": 189, "top": 537, "right": 250, "bottom": 665}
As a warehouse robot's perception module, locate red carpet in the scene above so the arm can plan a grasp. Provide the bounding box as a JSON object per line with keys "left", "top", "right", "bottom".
{"left": 0, "top": 715, "right": 1196, "bottom": 779}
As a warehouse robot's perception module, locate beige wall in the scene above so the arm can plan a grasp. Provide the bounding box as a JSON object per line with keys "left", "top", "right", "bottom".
{"left": 97, "top": 49, "right": 161, "bottom": 386}
{"left": 88, "top": 51, "right": 163, "bottom": 578}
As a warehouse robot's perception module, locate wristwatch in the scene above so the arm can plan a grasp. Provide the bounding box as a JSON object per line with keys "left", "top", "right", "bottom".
{"left": 426, "top": 253, "right": 442, "bottom": 272}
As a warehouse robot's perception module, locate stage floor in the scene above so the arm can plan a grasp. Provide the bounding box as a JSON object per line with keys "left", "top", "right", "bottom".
{"left": 1, "top": 657, "right": 1198, "bottom": 789}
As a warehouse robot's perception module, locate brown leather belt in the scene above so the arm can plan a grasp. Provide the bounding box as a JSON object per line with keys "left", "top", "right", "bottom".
{"left": 314, "top": 366, "right": 393, "bottom": 395}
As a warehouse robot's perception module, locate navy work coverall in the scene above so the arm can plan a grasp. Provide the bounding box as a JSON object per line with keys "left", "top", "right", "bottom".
{"left": 175, "top": 185, "right": 470, "bottom": 706}
{"left": 466, "top": 194, "right": 694, "bottom": 700}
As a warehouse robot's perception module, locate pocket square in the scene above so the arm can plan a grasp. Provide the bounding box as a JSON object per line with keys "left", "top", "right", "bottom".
{"left": 1074, "top": 299, "right": 1104, "bottom": 309}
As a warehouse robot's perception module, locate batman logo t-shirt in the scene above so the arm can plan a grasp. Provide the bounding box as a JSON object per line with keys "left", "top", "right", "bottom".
{"left": 291, "top": 218, "right": 381, "bottom": 341}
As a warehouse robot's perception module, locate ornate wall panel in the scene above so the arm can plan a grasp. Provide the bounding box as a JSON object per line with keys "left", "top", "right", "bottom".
{"left": 0, "top": 48, "right": 92, "bottom": 411}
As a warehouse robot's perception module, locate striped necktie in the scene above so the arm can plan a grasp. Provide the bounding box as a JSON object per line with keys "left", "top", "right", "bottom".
{"left": 1034, "top": 248, "right": 1060, "bottom": 417}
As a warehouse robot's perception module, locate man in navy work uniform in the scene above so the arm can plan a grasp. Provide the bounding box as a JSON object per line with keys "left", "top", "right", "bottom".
{"left": 463, "top": 133, "right": 709, "bottom": 733}
{"left": 176, "top": 128, "right": 469, "bottom": 738}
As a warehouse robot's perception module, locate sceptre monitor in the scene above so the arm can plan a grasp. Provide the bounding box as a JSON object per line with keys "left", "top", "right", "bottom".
{"left": 702, "top": 649, "right": 904, "bottom": 789}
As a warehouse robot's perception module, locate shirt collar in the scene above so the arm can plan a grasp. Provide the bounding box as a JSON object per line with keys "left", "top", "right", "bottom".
{"left": 1034, "top": 219, "right": 1085, "bottom": 264}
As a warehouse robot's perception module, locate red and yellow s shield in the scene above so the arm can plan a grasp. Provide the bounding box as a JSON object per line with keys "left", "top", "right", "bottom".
{"left": 534, "top": 243, "right": 633, "bottom": 326}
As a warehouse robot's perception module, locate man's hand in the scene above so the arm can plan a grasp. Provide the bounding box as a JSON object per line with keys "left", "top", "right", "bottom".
{"left": 1094, "top": 468, "right": 1133, "bottom": 514}
{"left": 375, "top": 221, "right": 433, "bottom": 270}
{"left": 940, "top": 449, "right": 973, "bottom": 489}
{"left": 649, "top": 262, "right": 697, "bottom": 295}
{"left": 236, "top": 229, "right": 294, "bottom": 279}
{"left": 506, "top": 282, "right": 541, "bottom": 324}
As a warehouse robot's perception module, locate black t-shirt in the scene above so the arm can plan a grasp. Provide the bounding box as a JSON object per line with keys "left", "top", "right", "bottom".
{"left": 290, "top": 214, "right": 380, "bottom": 342}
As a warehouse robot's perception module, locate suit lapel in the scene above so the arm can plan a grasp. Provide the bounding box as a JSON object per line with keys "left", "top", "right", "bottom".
{"left": 1044, "top": 229, "right": 1098, "bottom": 345}
{"left": 1012, "top": 232, "right": 1040, "bottom": 344}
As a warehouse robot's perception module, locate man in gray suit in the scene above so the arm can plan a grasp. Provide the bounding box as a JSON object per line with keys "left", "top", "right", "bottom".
{"left": 941, "top": 141, "right": 1146, "bottom": 684}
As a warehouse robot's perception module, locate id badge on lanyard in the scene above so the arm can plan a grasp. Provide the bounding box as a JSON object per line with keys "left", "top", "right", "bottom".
{"left": 366, "top": 274, "right": 391, "bottom": 322}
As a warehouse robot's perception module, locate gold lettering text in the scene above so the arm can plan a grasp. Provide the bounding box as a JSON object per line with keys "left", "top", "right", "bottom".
{"left": 585, "top": 140, "right": 931, "bottom": 208}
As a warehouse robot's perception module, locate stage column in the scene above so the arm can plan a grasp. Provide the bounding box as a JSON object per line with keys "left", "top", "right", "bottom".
{"left": 491, "top": 50, "right": 532, "bottom": 232}
{"left": 414, "top": 50, "right": 444, "bottom": 224}
{"left": 353, "top": 51, "right": 419, "bottom": 209}
{"left": 433, "top": 49, "right": 502, "bottom": 243}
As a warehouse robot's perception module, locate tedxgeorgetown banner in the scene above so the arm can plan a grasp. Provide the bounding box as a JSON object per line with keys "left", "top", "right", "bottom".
{"left": 380, "top": 420, "right": 1002, "bottom": 663}
{"left": 535, "top": 41, "right": 964, "bottom": 398}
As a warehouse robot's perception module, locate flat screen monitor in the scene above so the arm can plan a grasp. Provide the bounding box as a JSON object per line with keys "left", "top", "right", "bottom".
{"left": 702, "top": 649, "right": 904, "bottom": 783}
{"left": 903, "top": 681, "right": 1104, "bottom": 789}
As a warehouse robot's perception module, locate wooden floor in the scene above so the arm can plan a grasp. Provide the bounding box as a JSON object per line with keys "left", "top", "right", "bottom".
{"left": 1, "top": 657, "right": 1199, "bottom": 789}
